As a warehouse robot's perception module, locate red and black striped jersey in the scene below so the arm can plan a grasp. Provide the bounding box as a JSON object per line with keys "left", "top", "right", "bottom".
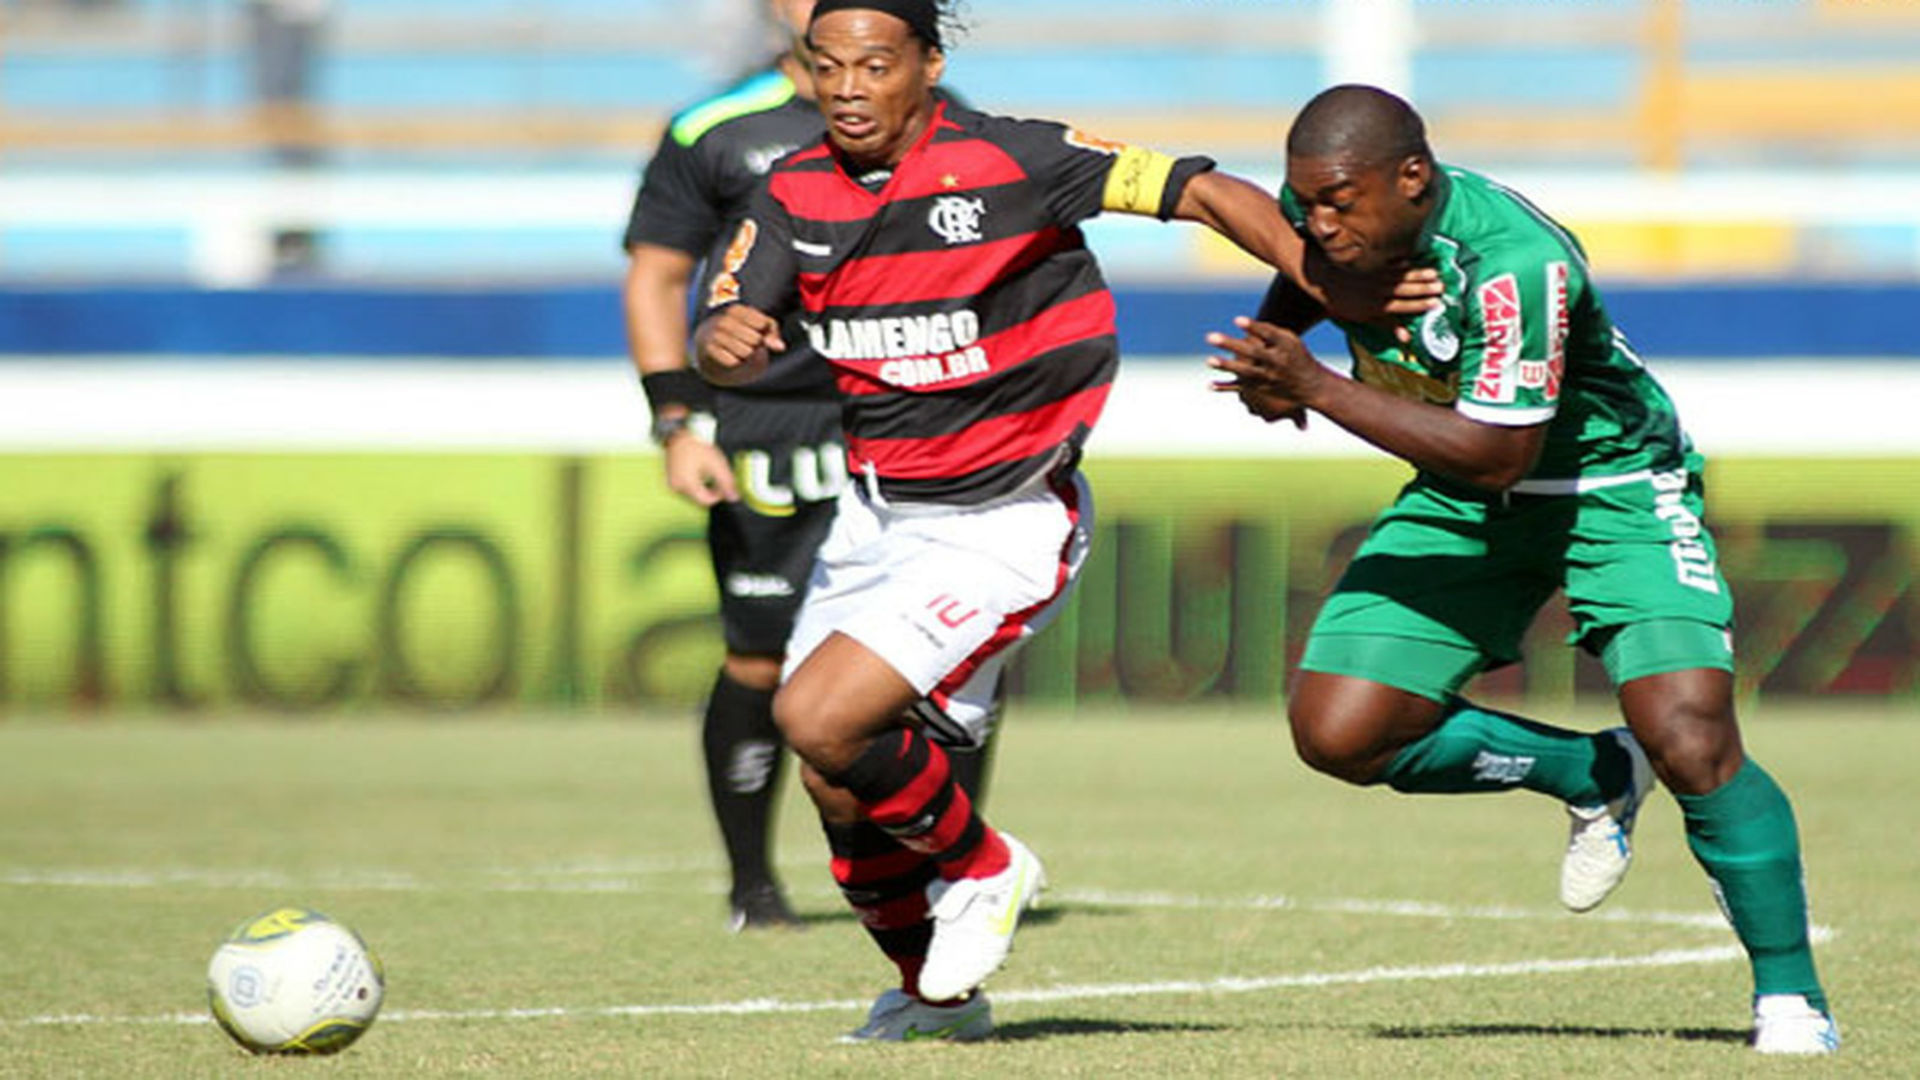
{"left": 707, "top": 99, "right": 1214, "bottom": 504}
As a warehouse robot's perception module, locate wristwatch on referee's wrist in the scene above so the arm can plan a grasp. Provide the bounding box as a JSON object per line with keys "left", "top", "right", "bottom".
{"left": 649, "top": 410, "right": 716, "bottom": 447}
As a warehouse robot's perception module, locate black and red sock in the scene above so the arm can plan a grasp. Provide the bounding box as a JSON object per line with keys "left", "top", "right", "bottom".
{"left": 824, "top": 819, "right": 938, "bottom": 996}
{"left": 838, "top": 727, "right": 1008, "bottom": 881}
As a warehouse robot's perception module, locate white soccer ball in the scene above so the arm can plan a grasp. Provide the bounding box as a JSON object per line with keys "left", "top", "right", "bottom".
{"left": 206, "top": 906, "right": 385, "bottom": 1055}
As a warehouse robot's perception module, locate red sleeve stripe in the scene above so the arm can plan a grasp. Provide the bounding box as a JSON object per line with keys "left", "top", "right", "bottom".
{"left": 846, "top": 383, "right": 1110, "bottom": 480}
{"left": 831, "top": 288, "right": 1117, "bottom": 397}
{"left": 800, "top": 226, "right": 1067, "bottom": 309}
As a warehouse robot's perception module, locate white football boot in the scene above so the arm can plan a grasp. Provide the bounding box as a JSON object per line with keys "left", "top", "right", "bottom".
{"left": 1752, "top": 994, "right": 1840, "bottom": 1055}
{"left": 917, "top": 832, "right": 1047, "bottom": 1002}
{"left": 1560, "top": 727, "right": 1655, "bottom": 912}
{"left": 839, "top": 988, "right": 993, "bottom": 1043}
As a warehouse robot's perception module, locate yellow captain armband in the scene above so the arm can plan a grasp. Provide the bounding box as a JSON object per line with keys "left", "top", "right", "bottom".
{"left": 1100, "top": 145, "right": 1179, "bottom": 217}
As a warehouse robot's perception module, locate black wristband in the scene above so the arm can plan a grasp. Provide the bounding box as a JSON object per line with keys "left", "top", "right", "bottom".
{"left": 640, "top": 369, "right": 715, "bottom": 414}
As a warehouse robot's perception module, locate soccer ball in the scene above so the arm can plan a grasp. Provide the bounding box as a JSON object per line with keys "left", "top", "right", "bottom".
{"left": 205, "top": 906, "right": 385, "bottom": 1055}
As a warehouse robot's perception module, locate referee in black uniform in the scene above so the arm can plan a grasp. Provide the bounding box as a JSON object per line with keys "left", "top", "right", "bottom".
{"left": 622, "top": 0, "right": 990, "bottom": 932}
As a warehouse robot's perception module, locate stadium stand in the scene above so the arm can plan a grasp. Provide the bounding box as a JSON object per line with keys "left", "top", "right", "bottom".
{"left": 7, "top": 1, "right": 1920, "bottom": 160}
{"left": 2, "top": 0, "right": 1919, "bottom": 282}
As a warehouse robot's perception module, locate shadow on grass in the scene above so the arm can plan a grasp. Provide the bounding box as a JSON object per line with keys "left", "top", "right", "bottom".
{"left": 993, "top": 1017, "right": 1230, "bottom": 1041}
{"left": 1372, "top": 1022, "right": 1749, "bottom": 1046}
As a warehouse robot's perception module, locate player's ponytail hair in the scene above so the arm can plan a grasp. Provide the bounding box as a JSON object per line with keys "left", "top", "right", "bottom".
{"left": 932, "top": 0, "right": 971, "bottom": 50}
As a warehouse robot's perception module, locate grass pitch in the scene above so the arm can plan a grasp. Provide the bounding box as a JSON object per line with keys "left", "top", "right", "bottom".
{"left": 1, "top": 701, "right": 1911, "bottom": 1077}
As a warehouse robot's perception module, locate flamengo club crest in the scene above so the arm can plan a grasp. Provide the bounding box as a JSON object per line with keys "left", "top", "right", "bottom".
{"left": 928, "top": 195, "right": 987, "bottom": 245}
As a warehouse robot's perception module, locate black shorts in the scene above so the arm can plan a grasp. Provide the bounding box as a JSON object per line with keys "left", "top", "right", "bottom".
{"left": 708, "top": 393, "right": 844, "bottom": 656}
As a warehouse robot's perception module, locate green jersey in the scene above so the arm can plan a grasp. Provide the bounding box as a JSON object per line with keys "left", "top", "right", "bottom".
{"left": 1281, "top": 165, "right": 1690, "bottom": 489}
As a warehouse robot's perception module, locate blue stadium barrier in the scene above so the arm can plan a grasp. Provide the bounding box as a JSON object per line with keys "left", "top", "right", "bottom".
{"left": 0, "top": 283, "right": 1914, "bottom": 359}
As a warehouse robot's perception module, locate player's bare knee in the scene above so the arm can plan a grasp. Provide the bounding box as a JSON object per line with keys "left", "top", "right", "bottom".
{"left": 771, "top": 683, "right": 838, "bottom": 767}
{"left": 798, "top": 763, "right": 861, "bottom": 824}
{"left": 1288, "top": 705, "right": 1379, "bottom": 786}
{"left": 1639, "top": 709, "right": 1743, "bottom": 795}
{"left": 1622, "top": 668, "right": 1743, "bottom": 793}
{"left": 1625, "top": 684, "right": 1740, "bottom": 793}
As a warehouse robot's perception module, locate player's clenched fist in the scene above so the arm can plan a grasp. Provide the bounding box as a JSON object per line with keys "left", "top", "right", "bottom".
{"left": 1205, "top": 316, "right": 1321, "bottom": 429}
{"left": 695, "top": 304, "right": 787, "bottom": 386}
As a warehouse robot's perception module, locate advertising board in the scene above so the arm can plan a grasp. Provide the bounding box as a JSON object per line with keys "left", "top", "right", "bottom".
{"left": 4, "top": 453, "right": 1912, "bottom": 709}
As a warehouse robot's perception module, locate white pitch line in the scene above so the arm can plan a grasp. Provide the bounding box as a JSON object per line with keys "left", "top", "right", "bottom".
{"left": 1050, "top": 888, "right": 1748, "bottom": 932}
{"left": 986, "top": 945, "right": 1756, "bottom": 1005}
{"left": 8, "top": 943, "right": 1751, "bottom": 1030}
{"left": 3, "top": 866, "right": 1833, "bottom": 937}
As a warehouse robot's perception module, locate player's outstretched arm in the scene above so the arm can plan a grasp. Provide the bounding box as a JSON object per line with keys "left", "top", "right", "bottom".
{"left": 1171, "top": 171, "right": 1439, "bottom": 324}
{"left": 1170, "top": 170, "right": 1303, "bottom": 278}
{"left": 694, "top": 304, "right": 784, "bottom": 387}
{"left": 1207, "top": 316, "right": 1547, "bottom": 492}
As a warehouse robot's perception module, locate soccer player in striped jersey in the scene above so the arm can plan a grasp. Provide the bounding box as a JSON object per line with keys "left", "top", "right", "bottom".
{"left": 693, "top": 1, "right": 1438, "bottom": 1043}
{"left": 623, "top": 0, "right": 987, "bottom": 935}
{"left": 1208, "top": 84, "right": 1836, "bottom": 1056}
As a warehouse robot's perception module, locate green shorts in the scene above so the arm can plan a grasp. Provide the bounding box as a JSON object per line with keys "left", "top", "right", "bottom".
{"left": 1300, "top": 462, "right": 1734, "bottom": 702}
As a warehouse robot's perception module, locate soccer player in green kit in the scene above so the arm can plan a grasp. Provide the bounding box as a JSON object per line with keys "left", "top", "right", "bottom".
{"left": 1208, "top": 85, "right": 1837, "bottom": 1056}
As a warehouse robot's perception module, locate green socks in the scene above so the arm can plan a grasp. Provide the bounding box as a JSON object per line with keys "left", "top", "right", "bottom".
{"left": 1379, "top": 700, "right": 1631, "bottom": 806}
{"left": 1676, "top": 759, "right": 1828, "bottom": 1012}
{"left": 1379, "top": 703, "right": 1828, "bottom": 1012}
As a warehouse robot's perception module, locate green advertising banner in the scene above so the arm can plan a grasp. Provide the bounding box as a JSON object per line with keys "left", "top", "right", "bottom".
{"left": 1, "top": 454, "right": 718, "bottom": 709}
{"left": 1, "top": 453, "right": 1914, "bottom": 710}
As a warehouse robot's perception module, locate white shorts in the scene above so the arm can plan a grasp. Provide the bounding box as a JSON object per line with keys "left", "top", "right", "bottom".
{"left": 782, "top": 470, "right": 1094, "bottom": 747}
